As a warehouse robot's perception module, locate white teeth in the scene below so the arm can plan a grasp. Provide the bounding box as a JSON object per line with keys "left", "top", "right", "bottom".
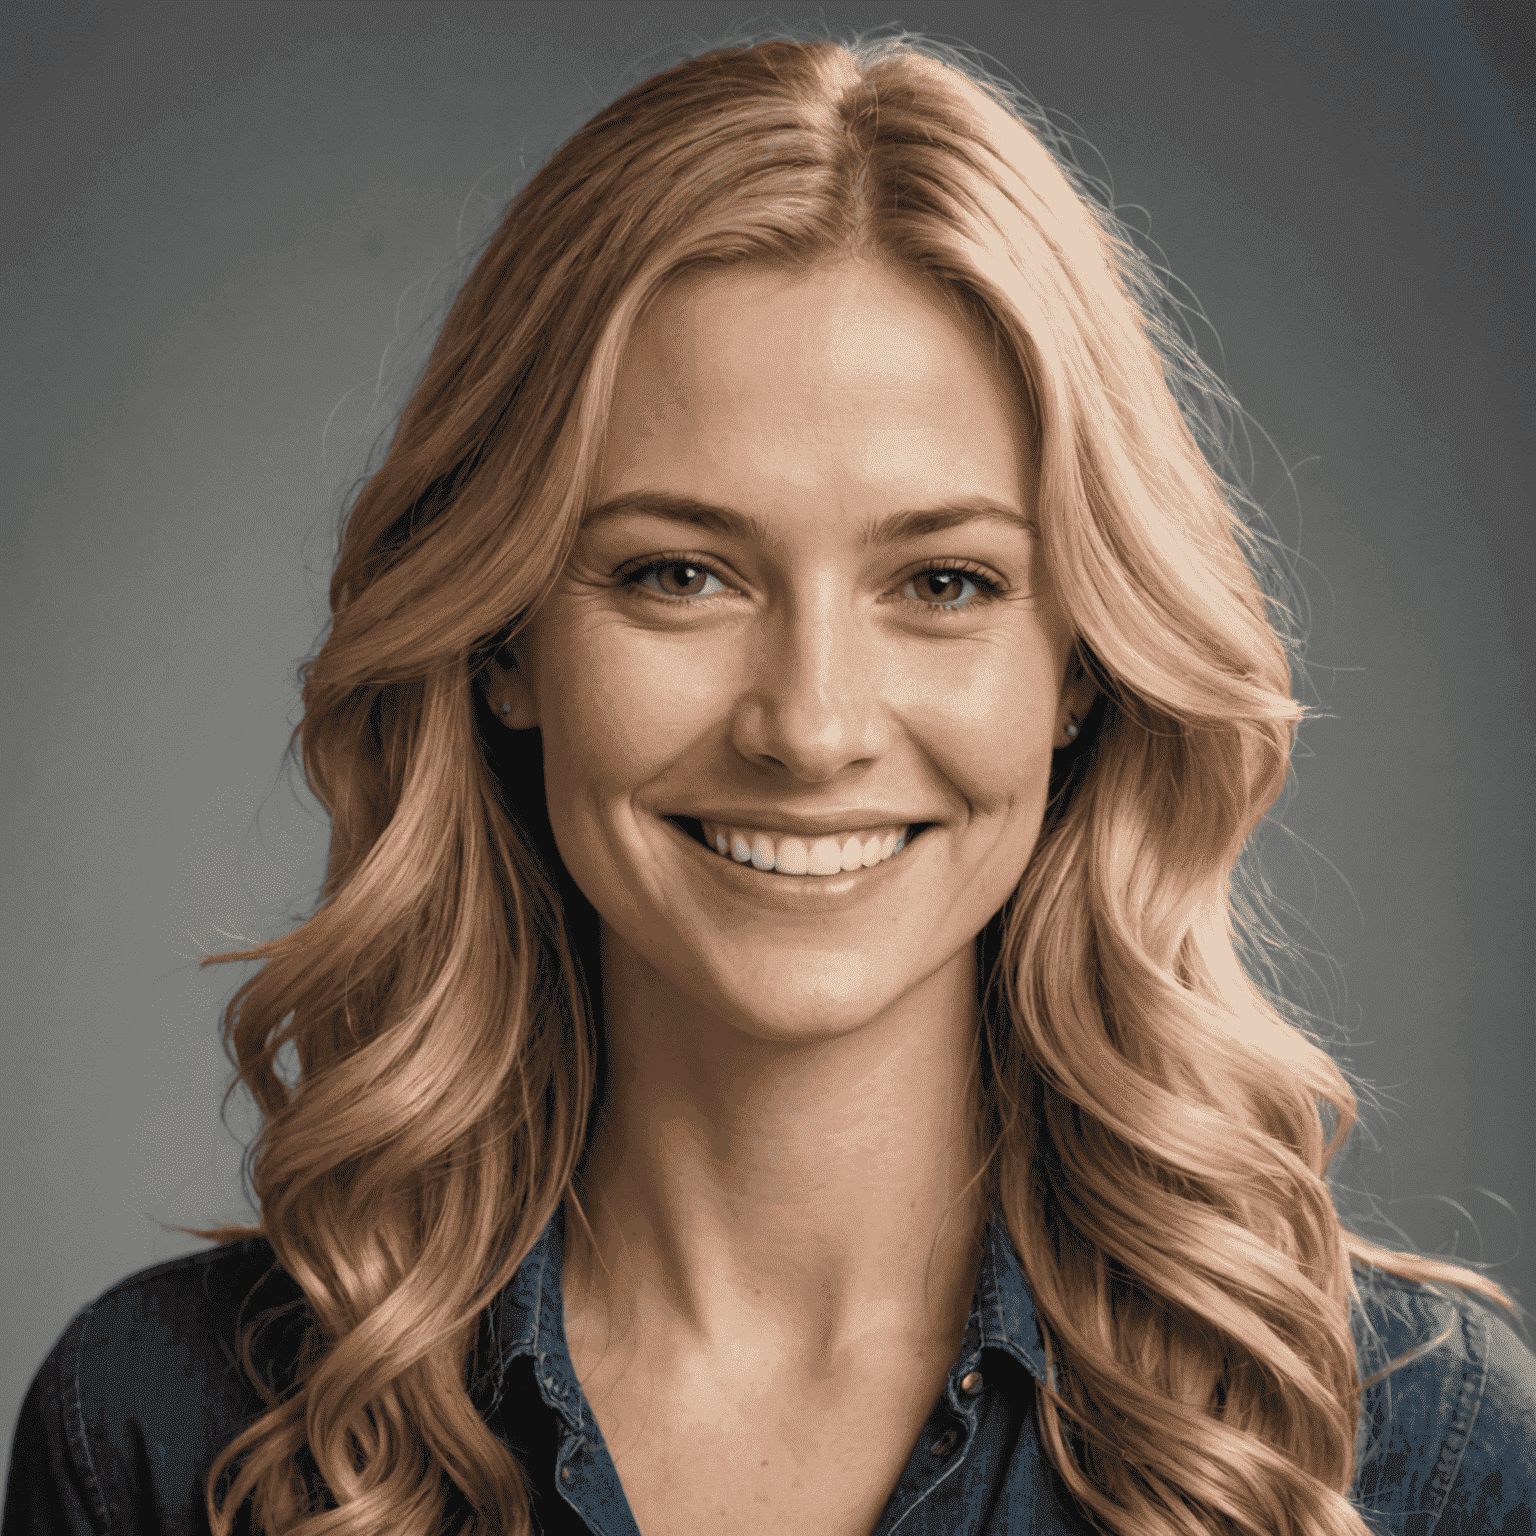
{"left": 774, "top": 837, "right": 809, "bottom": 875}
{"left": 696, "top": 820, "right": 916, "bottom": 877}
{"left": 807, "top": 837, "right": 845, "bottom": 876}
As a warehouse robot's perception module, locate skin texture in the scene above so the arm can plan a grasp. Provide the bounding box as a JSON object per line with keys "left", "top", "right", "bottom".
{"left": 483, "top": 259, "right": 1097, "bottom": 1532}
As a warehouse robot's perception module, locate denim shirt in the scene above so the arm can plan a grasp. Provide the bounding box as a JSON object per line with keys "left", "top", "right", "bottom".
{"left": 5, "top": 1204, "right": 1533, "bottom": 1535}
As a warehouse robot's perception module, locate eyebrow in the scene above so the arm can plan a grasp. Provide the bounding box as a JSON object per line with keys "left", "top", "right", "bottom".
{"left": 579, "top": 490, "right": 1037, "bottom": 549}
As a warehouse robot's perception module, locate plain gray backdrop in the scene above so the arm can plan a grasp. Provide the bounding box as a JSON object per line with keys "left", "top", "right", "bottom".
{"left": 3, "top": 0, "right": 1532, "bottom": 1482}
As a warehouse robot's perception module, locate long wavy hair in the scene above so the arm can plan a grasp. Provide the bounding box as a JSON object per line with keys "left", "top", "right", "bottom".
{"left": 184, "top": 30, "right": 1525, "bottom": 1536}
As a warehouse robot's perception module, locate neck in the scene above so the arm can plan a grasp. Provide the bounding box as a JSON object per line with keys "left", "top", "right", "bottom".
{"left": 565, "top": 921, "right": 990, "bottom": 1376}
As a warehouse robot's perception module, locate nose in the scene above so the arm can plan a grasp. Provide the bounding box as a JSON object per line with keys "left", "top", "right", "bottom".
{"left": 729, "top": 587, "right": 889, "bottom": 780}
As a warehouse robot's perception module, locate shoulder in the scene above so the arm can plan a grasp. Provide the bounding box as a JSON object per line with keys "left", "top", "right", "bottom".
{"left": 1349, "top": 1259, "right": 1535, "bottom": 1536}
{"left": 4, "top": 1238, "right": 306, "bottom": 1536}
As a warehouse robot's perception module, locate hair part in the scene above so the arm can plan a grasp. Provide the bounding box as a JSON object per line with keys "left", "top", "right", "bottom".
{"left": 182, "top": 27, "right": 1524, "bottom": 1536}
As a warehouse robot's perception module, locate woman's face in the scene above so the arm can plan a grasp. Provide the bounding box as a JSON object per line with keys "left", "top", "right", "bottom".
{"left": 496, "top": 258, "right": 1092, "bottom": 1043}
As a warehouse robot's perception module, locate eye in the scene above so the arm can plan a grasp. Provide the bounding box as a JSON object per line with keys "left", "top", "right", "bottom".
{"left": 624, "top": 559, "right": 730, "bottom": 602}
{"left": 617, "top": 556, "right": 1003, "bottom": 612}
{"left": 900, "top": 566, "right": 1000, "bottom": 612}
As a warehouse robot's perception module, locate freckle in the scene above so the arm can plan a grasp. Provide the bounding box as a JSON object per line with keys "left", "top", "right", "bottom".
{"left": 760, "top": 1459, "right": 770, "bottom": 1467}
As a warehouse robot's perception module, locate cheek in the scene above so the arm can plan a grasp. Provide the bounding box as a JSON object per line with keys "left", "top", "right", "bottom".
{"left": 532, "top": 602, "right": 1065, "bottom": 823}
{"left": 533, "top": 617, "right": 733, "bottom": 792}
{"left": 896, "top": 639, "right": 1061, "bottom": 814}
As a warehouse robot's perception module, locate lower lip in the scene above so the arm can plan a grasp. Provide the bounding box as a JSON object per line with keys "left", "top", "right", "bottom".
{"left": 661, "top": 818, "right": 930, "bottom": 914}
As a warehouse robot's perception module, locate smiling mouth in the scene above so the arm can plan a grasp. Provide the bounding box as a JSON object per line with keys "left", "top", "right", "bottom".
{"left": 667, "top": 818, "right": 936, "bottom": 877}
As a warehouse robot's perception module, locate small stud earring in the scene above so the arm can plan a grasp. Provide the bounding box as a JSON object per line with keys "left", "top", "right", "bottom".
{"left": 1065, "top": 716, "right": 1079, "bottom": 741}
{"left": 496, "top": 701, "right": 512, "bottom": 719}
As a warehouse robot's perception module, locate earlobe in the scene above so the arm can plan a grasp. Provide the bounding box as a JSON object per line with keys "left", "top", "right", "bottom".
{"left": 1059, "top": 649, "right": 1099, "bottom": 747}
{"left": 482, "top": 646, "right": 540, "bottom": 730}
{"left": 485, "top": 684, "right": 539, "bottom": 730}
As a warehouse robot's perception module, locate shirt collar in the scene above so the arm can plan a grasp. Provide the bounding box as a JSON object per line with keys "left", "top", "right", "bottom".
{"left": 973, "top": 1209, "right": 1057, "bottom": 1390}
{"left": 473, "top": 1200, "right": 1056, "bottom": 1423}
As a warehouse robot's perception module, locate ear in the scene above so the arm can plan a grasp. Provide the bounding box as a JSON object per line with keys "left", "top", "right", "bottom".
{"left": 1058, "top": 646, "right": 1100, "bottom": 749}
{"left": 481, "top": 639, "right": 540, "bottom": 730}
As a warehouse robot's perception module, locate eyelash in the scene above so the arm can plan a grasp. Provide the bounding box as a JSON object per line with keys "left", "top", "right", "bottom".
{"left": 616, "top": 554, "right": 1005, "bottom": 615}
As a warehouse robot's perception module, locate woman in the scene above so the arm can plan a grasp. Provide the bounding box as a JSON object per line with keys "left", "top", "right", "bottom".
{"left": 5, "top": 29, "right": 1532, "bottom": 1536}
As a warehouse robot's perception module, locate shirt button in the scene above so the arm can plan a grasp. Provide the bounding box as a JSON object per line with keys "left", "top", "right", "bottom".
{"left": 928, "top": 1427, "right": 961, "bottom": 1458}
{"left": 959, "top": 1370, "right": 984, "bottom": 1395}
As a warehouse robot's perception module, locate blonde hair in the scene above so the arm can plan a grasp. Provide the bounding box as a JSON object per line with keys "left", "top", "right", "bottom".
{"left": 185, "top": 30, "right": 1524, "bottom": 1536}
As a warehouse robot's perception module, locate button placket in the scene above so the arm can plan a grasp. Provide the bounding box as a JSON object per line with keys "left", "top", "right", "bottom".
{"left": 913, "top": 1362, "right": 985, "bottom": 1483}
{"left": 945, "top": 1355, "right": 986, "bottom": 1415}
{"left": 927, "top": 1425, "right": 962, "bottom": 1459}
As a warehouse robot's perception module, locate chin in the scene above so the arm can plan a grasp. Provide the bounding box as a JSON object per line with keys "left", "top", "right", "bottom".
{"left": 692, "top": 949, "right": 932, "bottom": 1044}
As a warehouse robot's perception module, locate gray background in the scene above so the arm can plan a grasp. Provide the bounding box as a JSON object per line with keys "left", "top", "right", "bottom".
{"left": 3, "top": 0, "right": 1531, "bottom": 1479}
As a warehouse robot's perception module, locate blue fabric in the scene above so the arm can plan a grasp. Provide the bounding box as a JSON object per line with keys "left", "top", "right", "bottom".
{"left": 6, "top": 1204, "right": 1533, "bottom": 1534}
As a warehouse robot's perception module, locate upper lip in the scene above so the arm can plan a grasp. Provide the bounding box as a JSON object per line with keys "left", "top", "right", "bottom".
{"left": 669, "top": 810, "right": 939, "bottom": 837}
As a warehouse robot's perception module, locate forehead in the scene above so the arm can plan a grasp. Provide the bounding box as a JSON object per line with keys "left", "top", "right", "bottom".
{"left": 597, "top": 259, "right": 1031, "bottom": 515}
